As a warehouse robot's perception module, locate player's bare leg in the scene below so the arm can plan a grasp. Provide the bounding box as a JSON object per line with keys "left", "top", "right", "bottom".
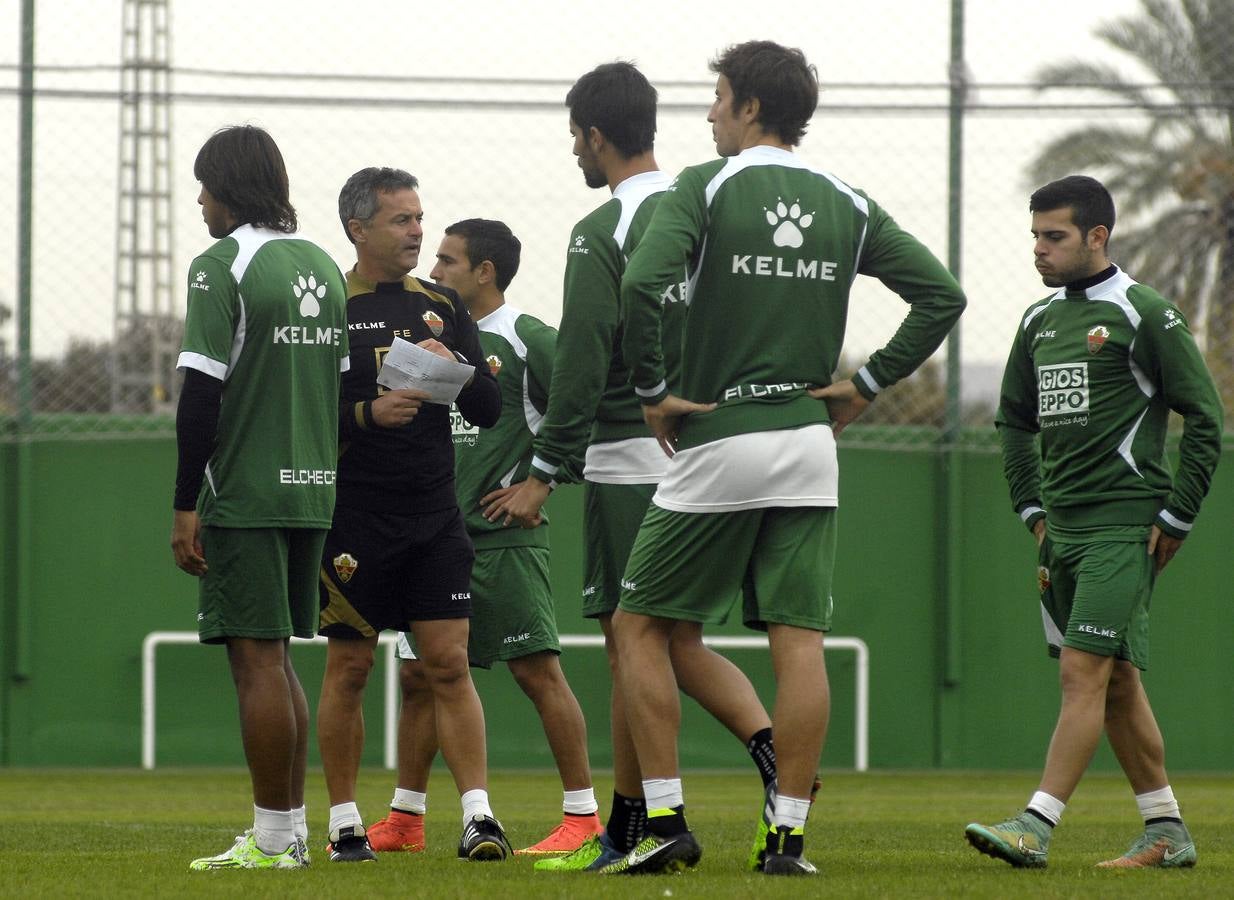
{"left": 669, "top": 621, "right": 772, "bottom": 742}
{"left": 227, "top": 637, "right": 298, "bottom": 811}
{"left": 1039, "top": 648, "right": 1116, "bottom": 801}
{"left": 599, "top": 613, "right": 644, "bottom": 799}
{"left": 1104, "top": 661, "right": 1167, "bottom": 792}
{"left": 412, "top": 618, "right": 510, "bottom": 860}
{"left": 366, "top": 659, "right": 435, "bottom": 853}
{"left": 317, "top": 635, "right": 379, "bottom": 806}
{"left": 397, "top": 659, "right": 440, "bottom": 791}
{"left": 509, "top": 651, "right": 603, "bottom": 854}
{"left": 767, "top": 624, "right": 827, "bottom": 801}
{"left": 508, "top": 651, "right": 592, "bottom": 791}
{"left": 410, "top": 618, "right": 489, "bottom": 793}
{"left": 1096, "top": 659, "right": 1193, "bottom": 868}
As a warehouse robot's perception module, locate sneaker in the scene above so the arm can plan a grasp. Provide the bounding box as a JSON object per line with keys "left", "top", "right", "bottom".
{"left": 598, "top": 830, "right": 702, "bottom": 875}
{"left": 747, "top": 775, "right": 822, "bottom": 872}
{"left": 295, "top": 835, "right": 311, "bottom": 866}
{"left": 1096, "top": 821, "right": 1197, "bottom": 869}
{"left": 517, "top": 813, "right": 605, "bottom": 855}
{"left": 762, "top": 825, "right": 817, "bottom": 876}
{"left": 533, "top": 832, "right": 624, "bottom": 872}
{"left": 189, "top": 829, "right": 306, "bottom": 871}
{"left": 457, "top": 814, "right": 512, "bottom": 861}
{"left": 367, "top": 810, "right": 426, "bottom": 853}
{"left": 327, "top": 824, "right": 377, "bottom": 862}
{"left": 965, "top": 812, "right": 1051, "bottom": 868}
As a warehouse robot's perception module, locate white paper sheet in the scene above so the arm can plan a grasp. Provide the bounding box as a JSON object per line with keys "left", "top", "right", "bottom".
{"left": 376, "top": 336, "right": 475, "bottom": 405}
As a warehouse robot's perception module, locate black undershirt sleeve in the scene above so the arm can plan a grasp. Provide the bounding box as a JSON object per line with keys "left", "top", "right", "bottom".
{"left": 174, "top": 367, "right": 222, "bottom": 511}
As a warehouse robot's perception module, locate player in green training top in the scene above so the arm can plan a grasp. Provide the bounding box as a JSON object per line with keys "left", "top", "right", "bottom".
{"left": 172, "top": 125, "right": 349, "bottom": 871}
{"left": 611, "top": 41, "right": 966, "bottom": 876}
{"left": 965, "top": 176, "right": 1221, "bottom": 871}
{"left": 489, "top": 61, "right": 779, "bottom": 874}
{"left": 362, "top": 218, "right": 603, "bottom": 858}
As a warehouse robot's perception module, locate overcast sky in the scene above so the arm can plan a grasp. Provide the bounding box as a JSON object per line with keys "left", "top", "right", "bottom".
{"left": 1, "top": 0, "right": 1148, "bottom": 375}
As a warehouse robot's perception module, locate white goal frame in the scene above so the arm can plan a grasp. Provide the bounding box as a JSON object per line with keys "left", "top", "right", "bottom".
{"left": 141, "top": 631, "right": 868, "bottom": 771}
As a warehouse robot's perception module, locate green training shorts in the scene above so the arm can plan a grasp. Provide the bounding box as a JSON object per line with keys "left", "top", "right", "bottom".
{"left": 198, "top": 526, "right": 327, "bottom": 644}
{"left": 619, "top": 504, "right": 835, "bottom": 632}
{"left": 582, "top": 480, "right": 656, "bottom": 619}
{"left": 466, "top": 546, "right": 561, "bottom": 668}
{"left": 1038, "top": 524, "right": 1154, "bottom": 669}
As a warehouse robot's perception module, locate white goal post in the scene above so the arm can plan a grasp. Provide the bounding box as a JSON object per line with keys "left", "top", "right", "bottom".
{"left": 141, "top": 631, "right": 869, "bottom": 772}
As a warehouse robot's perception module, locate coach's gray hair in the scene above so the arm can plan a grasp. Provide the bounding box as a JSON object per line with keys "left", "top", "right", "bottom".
{"left": 338, "top": 167, "right": 419, "bottom": 243}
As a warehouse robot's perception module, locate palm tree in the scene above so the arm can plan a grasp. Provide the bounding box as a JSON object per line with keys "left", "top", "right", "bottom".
{"left": 1027, "top": 0, "right": 1234, "bottom": 398}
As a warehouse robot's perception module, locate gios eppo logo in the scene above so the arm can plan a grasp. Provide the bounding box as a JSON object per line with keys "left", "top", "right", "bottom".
{"left": 1037, "top": 363, "right": 1088, "bottom": 417}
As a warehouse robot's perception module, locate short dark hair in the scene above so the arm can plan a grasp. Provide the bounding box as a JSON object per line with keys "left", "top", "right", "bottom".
{"left": 1029, "top": 175, "right": 1116, "bottom": 239}
{"left": 193, "top": 125, "right": 297, "bottom": 232}
{"left": 566, "top": 61, "right": 657, "bottom": 158}
{"left": 710, "top": 41, "right": 818, "bottom": 146}
{"left": 445, "top": 219, "right": 522, "bottom": 292}
{"left": 338, "top": 167, "right": 419, "bottom": 243}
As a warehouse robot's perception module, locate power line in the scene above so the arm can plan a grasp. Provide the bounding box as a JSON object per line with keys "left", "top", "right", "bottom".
{"left": 0, "top": 62, "right": 1231, "bottom": 93}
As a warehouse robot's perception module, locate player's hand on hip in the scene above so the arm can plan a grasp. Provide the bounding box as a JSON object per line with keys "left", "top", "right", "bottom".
{"left": 643, "top": 394, "right": 715, "bottom": 458}
{"left": 1148, "top": 525, "right": 1183, "bottom": 574}
{"left": 372, "top": 388, "right": 428, "bottom": 427}
{"left": 809, "top": 379, "right": 870, "bottom": 436}
{"left": 171, "top": 509, "right": 207, "bottom": 576}
{"left": 485, "top": 477, "right": 549, "bottom": 528}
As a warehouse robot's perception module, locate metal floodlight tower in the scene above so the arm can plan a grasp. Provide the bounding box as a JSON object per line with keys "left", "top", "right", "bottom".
{"left": 112, "top": 0, "right": 175, "bottom": 414}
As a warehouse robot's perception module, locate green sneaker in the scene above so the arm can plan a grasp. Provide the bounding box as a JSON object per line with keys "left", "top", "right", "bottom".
{"left": 747, "top": 775, "right": 821, "bottom": 872}
{"left": 747, "top": 780, "right": 777, "bottom": 871}
{"left": 533, "top": 833, "right": 623, "bottom": 872}
{"left": 965, "top": 812, "right": 1051, "bottom": 868}
{"left": 598, "top": 830, "right": 702, "bottom": 875}
{"left": 1097, "top": 821, "right": 1196, "bottom": 868}
{"left": 189, "top": 829, "right": 306, "bottom": 871}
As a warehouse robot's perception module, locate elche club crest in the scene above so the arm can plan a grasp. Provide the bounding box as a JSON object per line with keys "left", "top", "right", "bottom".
{"left": 422, "top": 310, "right": 444, "bottom": 337}
{"left": 486, "top": 354, "right": 502, "bottom": 376}
{"left": 333, "top": 553, "right": 358, "bottom": 583}
{"left": 1037, "top": 565, "right": 1051, "bottom": 594}
{"left": 1087, "top": 325, "right": 1109, "bottom": 355}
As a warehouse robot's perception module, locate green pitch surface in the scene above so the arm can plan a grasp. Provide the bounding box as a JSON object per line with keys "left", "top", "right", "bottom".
{"left": 2, "top": 769, "right": 1230, "bottom": 897}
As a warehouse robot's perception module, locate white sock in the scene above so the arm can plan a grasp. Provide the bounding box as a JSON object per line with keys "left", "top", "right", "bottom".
{"left": 292, "top": 805, "right": 307, "bottom": 842}
{"left": 1027, "top": 791, "right": 1065, "bottom": 826}
{"left": 773, "top": 794, "right": 812, "bottom": 830}
{"left": 328, "top": 801, "right": 363, "bottom": 837}
{"left": 563, "top": 787, "right": 598, "bottom": 816}
{"left": 392, "top": 788, "right": 427, "bottom": 815}
{"left": 1136, "top": 786, "right": 1181, "bottom": 822}
{"left": 460, "top": 788, "right": 493, "bottom": 823}
{"left": 252, "top": 805, "right": 295, "bottom": 855}
{"left": 642, "top": 777, "right": 683, "bottom": 811}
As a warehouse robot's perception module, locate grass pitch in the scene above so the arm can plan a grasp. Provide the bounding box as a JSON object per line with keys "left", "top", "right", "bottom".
{"left": 2, "top": 768, "right": 1230, "bottom": 897}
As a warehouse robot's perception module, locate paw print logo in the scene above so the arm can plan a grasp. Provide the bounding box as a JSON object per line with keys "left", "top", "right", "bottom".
{"left": 765, "top": 198, "right": 814, "bottom": 249}
{"left": 195, "top": 271, "right": 207, "bottom": 283}
{"left": 292, "top": 273, "right": 327, "bottom": 318}
{"left": 574, "top": 235, "right": 585, "bottom": 247}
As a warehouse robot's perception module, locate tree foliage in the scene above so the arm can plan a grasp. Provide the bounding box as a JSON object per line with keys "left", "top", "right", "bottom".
{"left": 1028, "top": 0, "right": 1234, "bottom": 395}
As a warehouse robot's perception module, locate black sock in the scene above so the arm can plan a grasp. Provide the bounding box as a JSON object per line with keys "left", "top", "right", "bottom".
{"left": 646, "top": 804, "right": 689, "bottom": 838}
{"left": 606, "top": 793, "right": 647, "bottom": 853}
{"left": 746, "top": 727, "right": 776, "bottom": 788}
{"left": 1145, "top": 816, "right": 1184, "bottom": 827}
{"left": 1025, "top": 808, "right": 1056, "bottom": 828}
{"left": 767, "top": 824, "right": 804, "bottom": 857}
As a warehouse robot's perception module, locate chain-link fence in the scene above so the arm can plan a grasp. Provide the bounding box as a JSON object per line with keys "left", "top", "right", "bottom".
{"left": 2, "top": 0, "right": 1229, "bottom": 446}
